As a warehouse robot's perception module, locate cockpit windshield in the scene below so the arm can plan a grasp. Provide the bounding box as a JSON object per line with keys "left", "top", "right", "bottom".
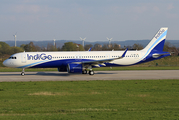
{"left": 9, "top": 57, "right": 17, "bottom": 59}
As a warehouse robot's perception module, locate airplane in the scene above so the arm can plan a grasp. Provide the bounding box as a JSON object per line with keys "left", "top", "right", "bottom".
{"left": 3, "top": 27, "right": 170, "bottom": 76}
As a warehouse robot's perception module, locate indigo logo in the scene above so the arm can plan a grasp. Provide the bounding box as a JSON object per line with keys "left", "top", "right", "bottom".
{"left": 27, "top": 53, "right": 52, "bottom": 60}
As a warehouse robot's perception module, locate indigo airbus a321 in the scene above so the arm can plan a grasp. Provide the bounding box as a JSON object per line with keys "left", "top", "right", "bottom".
{"left": 3, "top": 27, "right": 170, "bottom": 76}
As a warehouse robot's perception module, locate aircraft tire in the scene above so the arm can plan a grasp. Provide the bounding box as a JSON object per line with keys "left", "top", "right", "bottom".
{"left": 82, "top": 70, "right": 87, "bottom": 74}
{"left": 21, "top": 72, "right": 25, "bottom": 76}
{"left": 89, "top": 70, "right": 94, "bottom": 75}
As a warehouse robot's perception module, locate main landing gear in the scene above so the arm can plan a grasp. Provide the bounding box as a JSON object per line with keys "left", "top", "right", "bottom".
{"left": 82, "top": 70, "right": 88, "bottom": 74}
{"left": 89, "top": 70, "right": 94, "bottom": 75}
{"left": 21, "top": 68, "right": 25, "bottom": 76}
{"left": 82, "top": 69, "right": 94, "bottom": 75}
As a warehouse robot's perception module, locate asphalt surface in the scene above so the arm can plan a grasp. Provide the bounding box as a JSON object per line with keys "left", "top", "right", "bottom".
{"left": 0, "top": 70, "right": 178, "bottom": 82}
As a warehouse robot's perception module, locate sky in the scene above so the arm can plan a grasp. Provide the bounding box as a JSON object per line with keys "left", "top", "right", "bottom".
{"left": 0, "top": 0, "right": 179, "bottom": 42}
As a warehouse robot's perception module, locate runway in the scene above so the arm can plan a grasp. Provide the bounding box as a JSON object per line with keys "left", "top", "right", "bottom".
{"left": 0, "top": 70, "right": 178, "bottom": 82}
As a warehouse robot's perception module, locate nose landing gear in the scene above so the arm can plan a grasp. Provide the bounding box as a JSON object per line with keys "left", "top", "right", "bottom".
{"left": 21, "top": 68, "right": 25, "bottom": 76}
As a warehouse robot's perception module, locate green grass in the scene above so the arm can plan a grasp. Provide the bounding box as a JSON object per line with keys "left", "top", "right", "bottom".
{"left": 0, "top": 80, "right": 179, "bottom": 120}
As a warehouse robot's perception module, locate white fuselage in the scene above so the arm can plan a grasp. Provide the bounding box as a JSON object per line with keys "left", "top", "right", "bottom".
{"left": 3, "top": 50, "right": 145, "bottom": 68}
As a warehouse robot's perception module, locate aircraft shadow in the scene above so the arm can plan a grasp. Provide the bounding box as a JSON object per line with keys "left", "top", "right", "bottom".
{"left": 35, "top": 72, "right": 71, "bottom": 76}
{"left": 0, "top": 71, "right": 114, "bottom": 77}
{"left": 0, "top": 72, "right": 70, "bottom": 76}
{"left": 95, "top": 72, "right": 114, "bottom": 74}
{"left": 0, "top": 73, "right": 22, "bottom": 76}
{"left": 35, "top": 72, "right": 114, "bottom": 76}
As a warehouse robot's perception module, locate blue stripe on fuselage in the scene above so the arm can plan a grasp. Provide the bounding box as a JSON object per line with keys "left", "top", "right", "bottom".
{"left": 22, "top": 59, "right": 94, "bottom": 68}
{"left": 18, "top": 60, "right": 50, "bottom": 68}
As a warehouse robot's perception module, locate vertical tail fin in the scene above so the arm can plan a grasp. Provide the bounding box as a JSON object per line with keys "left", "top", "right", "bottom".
{"left": 142, "top": 27, "right": 168, "bottom": 52}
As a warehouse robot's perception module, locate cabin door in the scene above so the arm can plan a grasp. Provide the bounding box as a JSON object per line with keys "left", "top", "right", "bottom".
{"left": 75, "top": 54, "right": 82, "bottom": 61}
{"left": 105, "top": 54, "right": 110, "bottom": 59}
{"left": 21, "top": 53, "right": 26, "bottom": 63}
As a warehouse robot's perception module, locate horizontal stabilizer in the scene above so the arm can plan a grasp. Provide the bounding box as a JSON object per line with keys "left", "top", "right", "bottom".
{"left": 152, "top": 53, "right": 170, "bottom": 58}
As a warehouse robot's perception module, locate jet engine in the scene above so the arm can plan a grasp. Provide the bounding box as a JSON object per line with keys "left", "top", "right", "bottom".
{"left": 67, "top": 63, "right": 83, "bottom": 73}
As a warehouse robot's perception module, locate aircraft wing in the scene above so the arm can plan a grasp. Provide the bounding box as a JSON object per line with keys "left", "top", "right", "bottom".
{"left": 74, "top": 48, "right": 128, "bottom": 67}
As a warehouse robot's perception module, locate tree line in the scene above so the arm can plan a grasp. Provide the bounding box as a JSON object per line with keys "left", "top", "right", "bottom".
{"left": 0, "top": 41, "right": 178, "bottom": 58}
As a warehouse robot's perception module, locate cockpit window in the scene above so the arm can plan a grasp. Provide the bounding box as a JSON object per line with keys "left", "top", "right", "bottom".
{"left": 9, "top": 57, "right": 17, "bottom": 59}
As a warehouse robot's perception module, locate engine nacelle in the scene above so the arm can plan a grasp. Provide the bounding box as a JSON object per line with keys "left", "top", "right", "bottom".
{"left": 67, "top": 63, "right": 82, "bottom": 73}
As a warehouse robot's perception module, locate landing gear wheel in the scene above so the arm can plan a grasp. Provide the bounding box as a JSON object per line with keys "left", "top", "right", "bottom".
{"left": 89, "top": 70, "right": 94, "bottom": 75}
{"left": 21, "top": 68, "right": 25, "bottom": 76}
{"left": 82, "top": 70, "right": 88, "bottom": 74}
{"left": 21, "top": 72, "right": 25, "bottom": 76}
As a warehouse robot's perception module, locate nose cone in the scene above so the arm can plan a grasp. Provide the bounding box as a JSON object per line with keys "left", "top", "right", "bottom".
{"left": 3, "top": 60, "right": 9, "bottom": 67}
